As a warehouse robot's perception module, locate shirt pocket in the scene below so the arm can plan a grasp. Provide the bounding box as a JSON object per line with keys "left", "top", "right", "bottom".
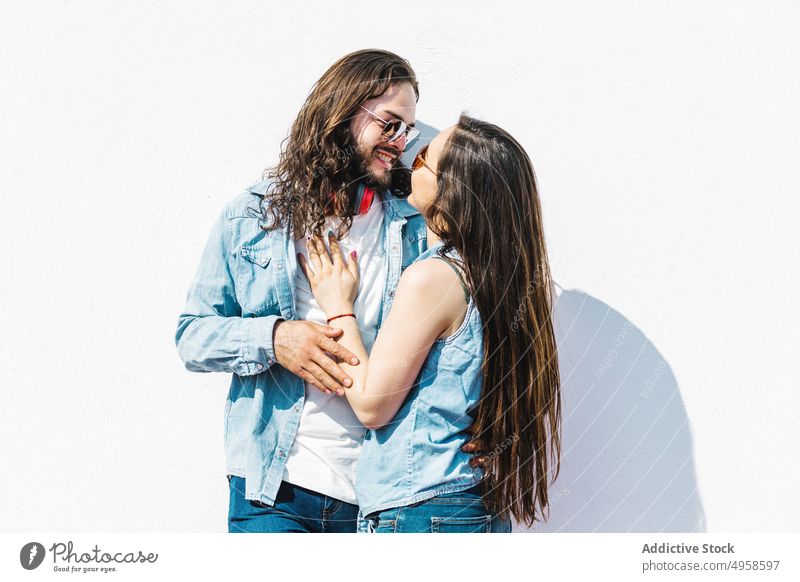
{"left": 234, "top": 243, "right": 279, "bottom": 315}
{"left": 401, "top": 223, "right": 427, "bottom": 272}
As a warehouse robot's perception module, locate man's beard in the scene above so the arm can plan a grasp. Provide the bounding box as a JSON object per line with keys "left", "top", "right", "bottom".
{"left": 352, "top": 143, "right": 394, "bottom": 192}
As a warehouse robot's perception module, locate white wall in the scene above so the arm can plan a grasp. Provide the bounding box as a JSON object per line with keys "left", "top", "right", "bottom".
{"left": 1, "top": 1, "right": 797, "bottom": 532}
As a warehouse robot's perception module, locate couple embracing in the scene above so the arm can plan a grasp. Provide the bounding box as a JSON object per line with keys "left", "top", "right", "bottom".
{"left": 176, "top": 49, "right": 561, "bottom": 533}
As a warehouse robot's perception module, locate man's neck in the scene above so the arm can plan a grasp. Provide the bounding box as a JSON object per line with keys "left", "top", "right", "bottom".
{"left": 324, "top": 182, "right": 374, "bottom": 218}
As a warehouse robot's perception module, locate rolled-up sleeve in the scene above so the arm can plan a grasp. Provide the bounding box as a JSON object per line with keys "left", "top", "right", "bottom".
{"left": 175, "top": 207, "right": 280, "bottom": 376}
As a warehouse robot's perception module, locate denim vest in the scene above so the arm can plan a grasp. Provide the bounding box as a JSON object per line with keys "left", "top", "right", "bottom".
{"left": 175, "top": 179, "right": 428, "bottom": 505}
{"left": 356, "top": 243, "right": 485, "bottom": 517}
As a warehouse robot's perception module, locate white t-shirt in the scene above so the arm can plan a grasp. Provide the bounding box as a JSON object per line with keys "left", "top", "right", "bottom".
{"left": 282, "top": 199, "right": 386, "bottom": 503}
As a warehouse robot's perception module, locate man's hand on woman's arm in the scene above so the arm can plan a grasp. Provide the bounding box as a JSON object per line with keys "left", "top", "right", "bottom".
{"left": 272, "top": 319, "right": 360, "bottom": 395}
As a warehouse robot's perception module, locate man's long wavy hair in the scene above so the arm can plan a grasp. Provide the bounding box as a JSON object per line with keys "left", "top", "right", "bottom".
{"left": 427, "top": 114, "right": 562, "bottom": 527}
{"left": 260, "top": 49, "right": 418, "bottom": 238}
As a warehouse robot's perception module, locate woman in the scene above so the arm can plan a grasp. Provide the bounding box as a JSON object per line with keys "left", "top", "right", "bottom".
{"left": 299, "top": 114, "right": 562, "bottom": 533}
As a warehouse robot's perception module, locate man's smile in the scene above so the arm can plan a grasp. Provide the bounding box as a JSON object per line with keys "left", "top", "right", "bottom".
{"left": 374, "top": 147, "right": 400, "bottom": 169}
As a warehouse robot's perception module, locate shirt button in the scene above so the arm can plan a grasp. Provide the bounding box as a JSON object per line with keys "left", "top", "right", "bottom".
{"left": 388, "top": 290, "right": 395, "bottom": 298}
{"left": 256, "top": 364, "right": 263, "bottom": 371}
{"left": 277, "top": 450, "right": 285, "bottom": 458}
{"left": 293, "top": 405, "right": 300, "bottom": 413}
{"left": 276, "top": 263, "right": 283, "bottom": 270}
{"left": 392, "top": 245, "right": 399, "bottom": 252}
{"left": 267, "top": 358, "right": 274, "bottom": 365}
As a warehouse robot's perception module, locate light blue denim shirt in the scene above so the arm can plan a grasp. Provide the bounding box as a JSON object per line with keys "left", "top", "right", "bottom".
{"left": 356, "top": 243, "right": 485, "bottom": 517}
{"left": 175, "top": 179, "right": 427, "bottom": 505}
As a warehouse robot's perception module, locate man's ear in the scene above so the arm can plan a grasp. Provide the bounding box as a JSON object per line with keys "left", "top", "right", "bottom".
{"left": 340, "top": 108, "right": 361, "bottom": 142}
{"left": 332, "top": 123, "right": 350, "bottom": 147}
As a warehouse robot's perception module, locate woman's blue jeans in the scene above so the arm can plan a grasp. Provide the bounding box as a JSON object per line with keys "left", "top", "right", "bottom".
{"left": 358, "top": 485, "right": 512, "bottom": 533}
{"left": 228, "top": 476, "right": 359, "bottom": 533}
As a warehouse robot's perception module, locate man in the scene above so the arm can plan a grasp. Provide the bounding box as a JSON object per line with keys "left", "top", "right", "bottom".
{"left": 175, "top": 49, "right": 427, "bottom": 532}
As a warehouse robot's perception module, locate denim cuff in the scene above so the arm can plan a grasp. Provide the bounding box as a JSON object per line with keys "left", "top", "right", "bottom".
{"left": 232, "top": 315, "right": 282, "bottom": 376}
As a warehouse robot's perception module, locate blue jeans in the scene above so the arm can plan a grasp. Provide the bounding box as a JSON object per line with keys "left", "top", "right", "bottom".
{"left": 359, "top": 485, "right": 512, "bottom": 533}
{"left": 228, "top": 476, "right": 359, "bottom": 533}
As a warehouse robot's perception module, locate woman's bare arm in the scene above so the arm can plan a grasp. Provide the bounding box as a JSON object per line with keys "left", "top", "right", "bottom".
{"left": 301, "top": 235, "right": 467, "bottom": 429}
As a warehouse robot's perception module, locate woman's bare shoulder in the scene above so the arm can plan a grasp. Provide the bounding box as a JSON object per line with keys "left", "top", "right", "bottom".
{"left": 395, "top": 257, "right": 468, "bottom": 337}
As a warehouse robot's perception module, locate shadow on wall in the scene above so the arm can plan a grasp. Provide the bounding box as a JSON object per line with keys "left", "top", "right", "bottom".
{"left": 515, "top": 285, "right": 706, "bottom": 533}
{"left": 404, "top": 121, "right": 703, "bottom": 532}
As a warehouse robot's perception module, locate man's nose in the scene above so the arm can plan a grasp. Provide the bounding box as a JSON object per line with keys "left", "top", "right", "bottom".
{"left": 390, "top": 132, "right": 407, "bottom": 152}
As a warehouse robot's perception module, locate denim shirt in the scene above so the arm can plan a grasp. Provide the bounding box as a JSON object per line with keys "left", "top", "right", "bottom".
{"left": 356, "top": 243, "right": 485, "bottom": 517}
{"left": 175, "top": 179, "right": 428, "bottom": 505}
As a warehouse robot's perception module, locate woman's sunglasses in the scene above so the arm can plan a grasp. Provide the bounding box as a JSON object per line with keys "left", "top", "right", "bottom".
{"left": 411, "top": 144, "right": 436, "bottom": 174}
{"left": 360, "top": 106, "right": 420, "bottom": 147}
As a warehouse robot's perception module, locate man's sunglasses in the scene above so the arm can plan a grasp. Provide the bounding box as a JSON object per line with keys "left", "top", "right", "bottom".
{"left": 411, "top": 144, "right": 436, "bottom": 174}
{"left": 360, "top": 106, "right": 420, "bottom": 147}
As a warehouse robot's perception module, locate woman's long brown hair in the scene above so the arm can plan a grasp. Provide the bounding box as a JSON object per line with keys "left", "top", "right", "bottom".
{"left": 427, "top": 114, "right": 562, "bottom": 526}
{"left": 260, "top": 49, "right": 418, "bottom": 238}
